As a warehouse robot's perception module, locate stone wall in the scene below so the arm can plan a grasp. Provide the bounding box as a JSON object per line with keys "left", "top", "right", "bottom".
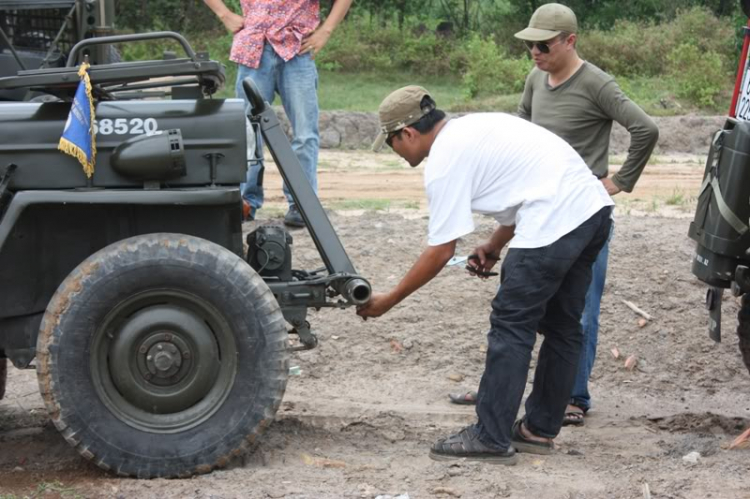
{"left": 272, "top": 108, "right": 728, "bottom": 155}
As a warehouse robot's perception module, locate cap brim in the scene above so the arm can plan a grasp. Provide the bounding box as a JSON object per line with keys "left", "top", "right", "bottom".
{"left": 514, "top": 27, "right": 561, "bottom": 41}
{"left": 372, "top": 132, "right": 387, "bottom": 152}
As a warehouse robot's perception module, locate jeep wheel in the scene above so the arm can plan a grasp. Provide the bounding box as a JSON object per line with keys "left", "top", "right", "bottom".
{"left": 36, "top": 234, "right": 289, "bottom": 478}
{"left": 737, "top": 294, "right": 750, "bottom": 376}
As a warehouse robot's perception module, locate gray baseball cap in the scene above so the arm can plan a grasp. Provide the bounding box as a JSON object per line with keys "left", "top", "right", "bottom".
{"left": 372, "top": 85, "right": 434, "bottom": 151}
{"left": 514, "top": 3, "right": 577, "bottom": 42}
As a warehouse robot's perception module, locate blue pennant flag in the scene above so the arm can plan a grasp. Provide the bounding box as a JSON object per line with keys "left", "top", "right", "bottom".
{"left": 58, "top": 62, "right": 96, "bottom": 178}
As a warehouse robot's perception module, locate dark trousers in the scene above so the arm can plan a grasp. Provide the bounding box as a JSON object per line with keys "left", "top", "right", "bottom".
{"left": 475, "top": 206, "right": 613, "bottom": 450}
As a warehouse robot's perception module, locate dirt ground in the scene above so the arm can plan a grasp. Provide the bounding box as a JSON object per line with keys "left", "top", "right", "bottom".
{"left": 2, "top": 150, "right": 750, "bottom": 499}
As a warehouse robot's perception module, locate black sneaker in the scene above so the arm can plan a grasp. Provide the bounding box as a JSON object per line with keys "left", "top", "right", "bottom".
{"left": 284, "top": 205, "right": 305, "bottom": 228}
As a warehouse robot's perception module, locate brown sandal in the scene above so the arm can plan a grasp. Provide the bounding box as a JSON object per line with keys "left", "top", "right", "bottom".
{"left": 430, "top": 426, "right": 517, "bottom": 465}
{"left": 511, "top": 420, "right": 554, "bottom": 455}
{"left": 562, "top": 404, "right": 586, "bottom": 427}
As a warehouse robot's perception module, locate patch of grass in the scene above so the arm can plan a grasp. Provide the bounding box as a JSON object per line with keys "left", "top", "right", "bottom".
{"left": 613, "top": 154, "right": 705, "bottom": 166}
{"left": 328, "top": 198, "right": 392, "bottom": 211}
{"left": 317, "top": 159, "right": 336, "bottom": 169}
{"left": 382, "top": 159, "right": 407, "bottom": 170}
{"left": 615, "top": 197, "right": 633, "bottom": 215}
{"left": 618, "top": 75, "right": 730, "bottom": 116}
{"left": 402, "top": 200, "right": 421, "bottom": 210}
{"left": 647, "top": 198, "right": 661, "bottom": 213}
{"left": 34, "top": 481, "right": 83, "bottom": 499}
{"left": 318, "top": 70, "right": 521, "bottom": 113}
{"left": 665, "top": 188, "right": 687, "bottom": 206}
{"left": 318, "top": 71, "right": 467, "bottom": 112}
{"left": 256, "top": 206, "right": 287, "bottom": 219}
{"left": 449, "top": 92, "right": 523, "bottom": 113}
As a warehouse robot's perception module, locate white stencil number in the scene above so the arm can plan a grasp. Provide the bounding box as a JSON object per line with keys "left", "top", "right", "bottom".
{"left": 94, "top": 118, "right": 159, "bottom": 136}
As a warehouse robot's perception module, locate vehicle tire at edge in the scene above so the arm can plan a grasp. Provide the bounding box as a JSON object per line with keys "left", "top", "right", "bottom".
{"left": 36, "top": 233, "right": 289, "bottom": 478}
{"left": 737, "top": 294, "right": 750, "bottom": 376}
{"left": 0, "top": 358, "right": 6, "bottom": 400}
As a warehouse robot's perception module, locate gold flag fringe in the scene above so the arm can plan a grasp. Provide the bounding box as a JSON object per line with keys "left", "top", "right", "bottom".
{"left": 57, "top": 62, "right": 96, "bottom": 178}
{"left": 58, "top": 137, "right": 94, "bottom": 178}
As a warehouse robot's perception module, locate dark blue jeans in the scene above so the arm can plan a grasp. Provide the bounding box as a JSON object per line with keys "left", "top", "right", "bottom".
{"left": 475, "top": 206, "right": 613, "bottom": 450}
{"left": 570, "top": 221, "right": 615, "bottom": 412}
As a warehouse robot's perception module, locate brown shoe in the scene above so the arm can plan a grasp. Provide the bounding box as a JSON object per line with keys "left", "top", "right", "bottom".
{"left": 242, "top": 199, "right": 254, "bottom": 221}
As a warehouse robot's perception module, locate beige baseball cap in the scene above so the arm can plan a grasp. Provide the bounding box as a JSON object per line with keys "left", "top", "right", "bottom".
{"left": 372, "top": 85, "right": 434, "bottom": 151}
{"left": 514, "top": 3, "right": 577, "bottom": 42}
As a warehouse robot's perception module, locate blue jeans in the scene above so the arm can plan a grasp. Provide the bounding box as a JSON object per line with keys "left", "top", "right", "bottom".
{"left": 235, "top": 43, "right": 319, "bottom": 210}
{"left": 569, "top": 221, "right": 615, "bottom": 412}
{"left": 474, "top": 207, "right": 612, "bottom": 450}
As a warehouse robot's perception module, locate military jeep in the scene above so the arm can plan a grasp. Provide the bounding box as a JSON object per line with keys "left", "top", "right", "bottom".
{"left": 0, "top": 31, "right": 370, "bottom": 478}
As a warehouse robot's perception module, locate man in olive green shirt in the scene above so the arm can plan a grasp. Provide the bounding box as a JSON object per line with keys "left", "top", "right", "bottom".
{"left": 517, "top": 3, "right": 659, "bottom": 425}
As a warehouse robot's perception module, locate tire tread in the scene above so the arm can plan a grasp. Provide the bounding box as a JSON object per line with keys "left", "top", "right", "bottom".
{"left": 36, "top": 233, "right": 289, "bottom": 478}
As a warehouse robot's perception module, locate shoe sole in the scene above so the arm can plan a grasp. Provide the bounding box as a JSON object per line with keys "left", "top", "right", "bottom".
{"left": 562, "top": 419, "right": 585, "bottom": 427}
{"left": 283, "top": 219, "right": 306, "bottom": 228}
{"left": 511, "top": 440, "right": 553, "bottom": 455}
{"left": 428, "top": 450, "right": 518, "bottom": 465}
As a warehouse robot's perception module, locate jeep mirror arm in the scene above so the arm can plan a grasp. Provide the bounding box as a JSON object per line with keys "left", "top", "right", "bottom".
{"left": 242, "top": 77, "right": 267, "bottom": 115}
{"left": 66, "top": 31, "right": 198, "bottom": 67}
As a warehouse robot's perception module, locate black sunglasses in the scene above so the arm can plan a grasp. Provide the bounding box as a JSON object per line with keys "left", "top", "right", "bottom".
{"left": 385, "top": 129, "right": 403, "bottom": 148}
{"left": 523, "top": 38, "right": 563, "bottom": 54}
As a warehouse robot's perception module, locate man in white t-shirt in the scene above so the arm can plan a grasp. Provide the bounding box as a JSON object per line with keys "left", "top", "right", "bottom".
{"left": 357, "top": 86, "right": 613, "bottom": 464}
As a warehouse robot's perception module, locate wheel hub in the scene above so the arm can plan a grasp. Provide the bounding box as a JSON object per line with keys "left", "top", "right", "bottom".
{"left": 138, "top": 335, "right": 190, "bottom": 384}
{"left": 91, "top": 289, "right": 238, "bottom": 434}
{"left": 106, "top": 303, "right": 222, "bottom": 415}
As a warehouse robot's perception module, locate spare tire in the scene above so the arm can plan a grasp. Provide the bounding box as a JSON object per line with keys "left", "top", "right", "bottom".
{"left": 36, "top": 233, "right": 289, "bottom": 478}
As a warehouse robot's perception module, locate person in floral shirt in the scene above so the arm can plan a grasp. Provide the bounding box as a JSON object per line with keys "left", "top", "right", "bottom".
{"left": 204, "top": 0, "right": 353, "bottom": 227}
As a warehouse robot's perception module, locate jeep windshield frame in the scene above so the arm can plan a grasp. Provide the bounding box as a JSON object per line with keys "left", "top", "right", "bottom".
{"left": 0, "top": 1, "right": 75, "bottom": 8}
{"left": 0, "top": 32, "right": 225, "bottom": 99}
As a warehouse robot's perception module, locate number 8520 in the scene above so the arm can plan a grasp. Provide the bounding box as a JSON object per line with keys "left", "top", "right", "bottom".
{"left": 93, "top": 118, "right": 159, "bottom": 136}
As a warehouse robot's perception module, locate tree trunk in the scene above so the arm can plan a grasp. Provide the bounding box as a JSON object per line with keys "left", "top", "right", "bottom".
{"left": 463, "top": 0, "right": 470, "bottom": 32}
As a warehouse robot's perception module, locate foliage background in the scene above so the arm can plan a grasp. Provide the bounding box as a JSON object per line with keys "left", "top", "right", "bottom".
{"left": 113, "top": 1, "right": 746, "bottom": 112}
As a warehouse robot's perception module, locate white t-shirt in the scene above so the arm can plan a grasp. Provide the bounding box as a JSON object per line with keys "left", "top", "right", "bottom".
{"left": 425, "top": 113, "right": 614, "bottom": 248}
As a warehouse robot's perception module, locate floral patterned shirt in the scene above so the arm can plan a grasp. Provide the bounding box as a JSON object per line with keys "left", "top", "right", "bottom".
{"left": 231, "top": 0, "right": 320, "bottom": 68}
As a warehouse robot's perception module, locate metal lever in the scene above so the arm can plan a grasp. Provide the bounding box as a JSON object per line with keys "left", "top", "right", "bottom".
{"left": 242, "top": 77, "right": 267, "bottom": 115}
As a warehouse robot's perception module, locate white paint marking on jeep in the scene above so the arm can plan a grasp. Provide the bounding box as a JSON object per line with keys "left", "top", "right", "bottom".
{"left": 93, "top": 118, "right": 159, "bottom": 136}
{"left": 695, "top": 253, "right": 709, "bottom": 266}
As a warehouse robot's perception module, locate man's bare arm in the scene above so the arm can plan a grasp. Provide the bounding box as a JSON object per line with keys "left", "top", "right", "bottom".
{"left": 203, "top": 0, "right": 244, "bottom": 33}
{"left": 357, "top": 240, "right": 456, "bottom": 318}
{"left": 301, "top": 0, "right": 354, "bottom": 56}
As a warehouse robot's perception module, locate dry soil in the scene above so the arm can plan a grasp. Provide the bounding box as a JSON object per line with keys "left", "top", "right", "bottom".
{"left": 1, "top": 150, "right": 749, "bottom": 499}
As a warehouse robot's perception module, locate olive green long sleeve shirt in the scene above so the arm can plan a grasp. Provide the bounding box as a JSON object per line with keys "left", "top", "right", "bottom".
{"left": 517, "top": 62, "right": 659, "bottom": 193}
